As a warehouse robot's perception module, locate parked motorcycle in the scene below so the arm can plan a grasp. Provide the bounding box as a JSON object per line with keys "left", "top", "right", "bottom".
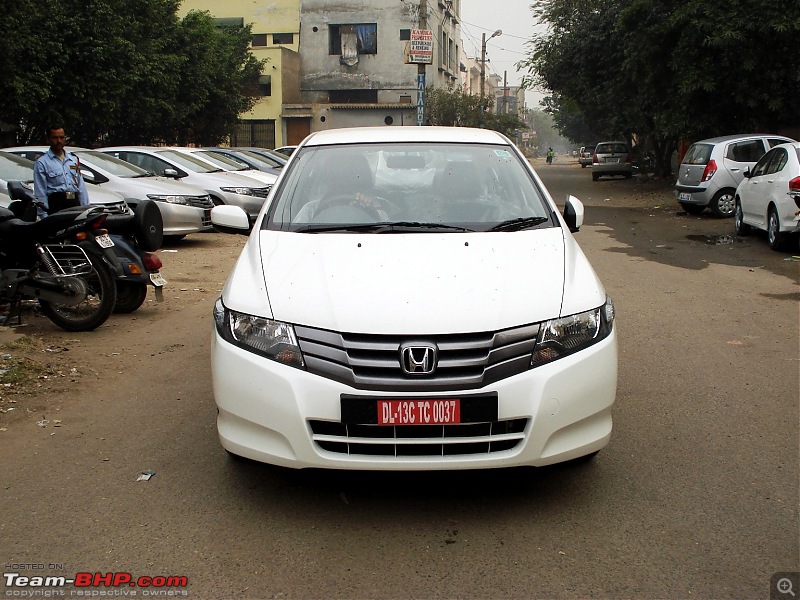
{"left": 0, "top": 198, "right": 117, "bottom": 331}
{"left": 6, "top": 182, "right": 166, "bottom": 313}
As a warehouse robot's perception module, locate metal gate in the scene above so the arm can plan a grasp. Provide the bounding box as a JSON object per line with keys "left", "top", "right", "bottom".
{"left": 231, "top": 119, "right": 276, "bottom": 148}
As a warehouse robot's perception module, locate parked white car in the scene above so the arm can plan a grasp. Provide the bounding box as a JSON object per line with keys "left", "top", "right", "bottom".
{"left": 210, "top": 126, "right": 617, "bottom": 471}
{"left": 166, "top": 147, "right": 278, "bottom": 188}
{"left": 675, "top": 134, "right": 795, "bottom": 217}
{"left": 100, "top": 147, "right": 271, "bottom": 219}
{"left": 734, "top": 142, "right": 800, "bottom": 251}
{"left": 3, "top": 147, "right": 213, "bottom": 238}
{"left": 0, "top": 150, "right": 129, "bottom": 213}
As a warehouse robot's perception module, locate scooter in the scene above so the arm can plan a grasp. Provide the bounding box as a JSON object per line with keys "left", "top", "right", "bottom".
{"left": 6, "top": 182, "right": 166, "bottom": 313}
{"left": 0, "top": 198, "right": 117, "bottom": 331}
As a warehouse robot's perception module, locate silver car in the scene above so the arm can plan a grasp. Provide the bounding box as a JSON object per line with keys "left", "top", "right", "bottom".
{"left": 3, "top": 146, "right": 213, "bottom": 237}
{"left": 674, "top": 134, "right": 795, "bottom": 217}
{"left": 592, "top": 141, "right": 632, "bottom": 181}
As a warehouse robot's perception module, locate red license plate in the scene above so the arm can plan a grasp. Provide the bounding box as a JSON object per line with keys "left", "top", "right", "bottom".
{"left": 377, "top": 399, "right": 461, "bottom": 425}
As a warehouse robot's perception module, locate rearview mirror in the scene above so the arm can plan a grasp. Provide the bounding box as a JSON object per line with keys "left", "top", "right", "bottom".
{"left": 563, "top": 195, "right": 584, "bottom": 233}
{"left": 81, "top": 169, "right": 96, "bottom": 183}
{"left": 164, "top": 168, "right": 180, "bottom": 178}
{"left": 743, "top": 168, "right": 751, "bottom": 178}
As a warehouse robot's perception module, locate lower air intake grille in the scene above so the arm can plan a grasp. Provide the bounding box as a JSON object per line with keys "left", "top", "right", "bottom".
{"left": 309, "top": 418, "right": 527, "bottom": 457}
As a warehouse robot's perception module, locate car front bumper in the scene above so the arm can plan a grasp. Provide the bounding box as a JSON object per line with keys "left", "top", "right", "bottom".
{"left": 212, "top": 328, "right": 618, "bottom": 470}
{"left": 153, "top": 202, "right": 212, "bottom": 236}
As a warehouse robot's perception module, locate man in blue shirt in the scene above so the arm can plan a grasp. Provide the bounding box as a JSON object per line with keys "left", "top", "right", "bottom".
{"left": 33, "top": 125, "right": 89, "bottom": 216}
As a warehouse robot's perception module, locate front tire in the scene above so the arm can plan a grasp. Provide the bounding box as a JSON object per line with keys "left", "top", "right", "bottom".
{"left": 710, "top": 189, "right": 736, "bottom": 218}
{"left": 114, "top": 281, "right": 148, "bottom": 313}
{"left": 38, "top": 253, "right": 116, "bottom": 331}
{"left": 592, "top": 173, "right": 599, "bottom": 181}
{"left": 734, "top": 200, "right": 750, "bottom": 236}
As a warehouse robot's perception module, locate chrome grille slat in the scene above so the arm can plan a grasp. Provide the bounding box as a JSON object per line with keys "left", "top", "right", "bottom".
{"left": 309, "top": 418, "right": 528, "bottom": 457}
{"left": 296, "top": 323, "right": 540, "bottom": 391}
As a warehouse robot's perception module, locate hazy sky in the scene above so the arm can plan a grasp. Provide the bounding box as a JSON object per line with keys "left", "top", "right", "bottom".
{"left": 459, "top": 1, "right": 547, "bottom": 108}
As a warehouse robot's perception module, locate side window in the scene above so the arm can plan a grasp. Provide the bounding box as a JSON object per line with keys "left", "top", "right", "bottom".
{"left": 767, "top": 148, "right": 788, "bottom": 175}
{"left": 750, "top": 150, "right": 774, "bottom": 177}
{"left": 767, "top": 138, "right": 792, "bottom": 148}
{"left": 121, "top": 153, "right": 167, "bottom": 176}
{"left": 726, "top": 140, "right": 766, "bottom": 163}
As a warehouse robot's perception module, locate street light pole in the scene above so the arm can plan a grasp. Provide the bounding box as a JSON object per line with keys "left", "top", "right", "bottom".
{"left": 479, "top": 29, "right": 502, "bottom": 104}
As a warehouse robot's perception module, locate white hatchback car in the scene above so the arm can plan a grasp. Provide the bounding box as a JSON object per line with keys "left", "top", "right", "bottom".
{"left": 734, "top": 142, "right": 800, "bottom": 251}
{"left": 211, "top": 126, "right": 617, "bottom": 471}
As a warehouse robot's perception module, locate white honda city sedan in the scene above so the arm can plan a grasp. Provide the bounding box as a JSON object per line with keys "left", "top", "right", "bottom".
{"left": 211, "top": 126, "right": 617, "bottom": 470}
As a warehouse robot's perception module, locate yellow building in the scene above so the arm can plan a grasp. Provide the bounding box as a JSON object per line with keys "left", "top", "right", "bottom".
{"left": 179, "top": 0, "right": 302, "bottom": 148}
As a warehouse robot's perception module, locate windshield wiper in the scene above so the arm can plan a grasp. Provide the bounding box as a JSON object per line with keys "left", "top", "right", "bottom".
{"left": 295, "top": 221, "right": 473, "bottom": 234}
{"left": 133, "top": 171, "right": 156, "bottom": 177}
{"left": 488, "top": 216, "right": 549, "bottom": 232}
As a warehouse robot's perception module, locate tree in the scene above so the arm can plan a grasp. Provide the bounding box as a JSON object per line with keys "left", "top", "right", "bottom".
{"left": 425, "top": 86, "right": 528, "bottom": 140}
{"left": 518, "top": 0, "right": 800, "bottom": 177}
{"left": 0, "top": 1, "right": 264, "bottom": 147}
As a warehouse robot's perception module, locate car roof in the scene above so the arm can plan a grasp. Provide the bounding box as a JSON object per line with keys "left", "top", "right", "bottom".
{"left": 302, "top": 126, "right": 509, "bottom": 147}
{"left": 692, "top": 134, "right": 796, "bottom": 144}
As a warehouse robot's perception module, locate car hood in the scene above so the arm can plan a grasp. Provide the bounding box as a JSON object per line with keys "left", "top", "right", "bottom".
{"left": 105, "top": 175, "right": 208, "bottom": 197}
{"left": 191, "top": 170, "right": 268, "bottom": 189}
{"left": 231, "top": 228, "right": 587, "bottom": 335}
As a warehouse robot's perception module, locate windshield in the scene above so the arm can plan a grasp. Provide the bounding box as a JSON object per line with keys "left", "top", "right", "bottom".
{"left": 156, "top": 150, "right": 217, "bottom": 173}
{"left": 195, "top": 150, "right": 248, "bottom": 170}
{"left": 0, "top": 152, "right": 34, "bottom": 181}
{"left": 75, "top": 150, "right": 150, "bottom": 177}
{"left": 236, "top": 150, "right": 283, "bottom": 170}
{"left": 266, "top": 143, "right": 551, "bottom": 232}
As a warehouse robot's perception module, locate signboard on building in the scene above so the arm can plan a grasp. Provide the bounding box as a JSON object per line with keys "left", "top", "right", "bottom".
{"left": 406, "top": 29, "right": 433, "bottom": 64}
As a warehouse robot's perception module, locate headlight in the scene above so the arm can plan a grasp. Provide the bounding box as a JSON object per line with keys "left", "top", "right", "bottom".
{"left": 147, "top": 194, "right": 189, "bottom": 205}
{"left": 531, "top": 296, "right": 615, "bottom": 366}
{"left": 220, "top": 187, "right": 256, "bottom": 196}
{"left": 214, "top": 298, "right": 305, "bottom": 368}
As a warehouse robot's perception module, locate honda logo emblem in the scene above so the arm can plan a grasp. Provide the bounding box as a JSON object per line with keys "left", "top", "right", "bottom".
{"left": 399, "top": 344, "right": 437, "bottom": 375}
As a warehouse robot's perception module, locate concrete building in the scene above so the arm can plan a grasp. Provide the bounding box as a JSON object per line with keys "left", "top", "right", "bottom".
{"left": 297, "top": 0, "right": 462, "bottom": 132}
{"left": 179, "top": 0, "right": 301, "bottom": 148}
{"left": 180, "top": 0, "right": 464, "bottom": 145}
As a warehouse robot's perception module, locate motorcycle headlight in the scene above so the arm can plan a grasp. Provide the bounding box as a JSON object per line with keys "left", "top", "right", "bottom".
{"left": 214, "top": 298, "right": 304, "bottom": 368}
{"left": 220, "top": 187, "right": 256, "bottom": 196}
{"left": 531, "top": 296, "right": 615, "bottom": 366}
{"left": 147, "top": 194, "right": 189, "bottom": 205}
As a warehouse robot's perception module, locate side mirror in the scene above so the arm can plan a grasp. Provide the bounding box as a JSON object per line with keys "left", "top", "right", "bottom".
{"left": 211, "top": 205, "right": 251, "bottom": 235}
{"left": 164, "top": 168, "right": 180, "bottom": 178}
{"left": 81, "top": 169, "right": 96, "bottom": 183}
{"left": 563, "top": 195, "right": 584, "bottom": 233}
{"left": 743, "top": 168, "right": 751, "bottom": 178}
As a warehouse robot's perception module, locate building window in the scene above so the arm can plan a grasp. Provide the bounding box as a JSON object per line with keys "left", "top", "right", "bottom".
{"left": 329, "top": 24, "right": 378, "bottom": 55}
{"left": 258, "top": 75, "right": 271, "bottom": 97}
{"left": 328, "top": 89, "right": 378, "bottom": 104}
{"left": 273, "top": 33, "right": 294, "bottom": 44}
{"left": 399, "top": 29, "right": 411, "bottom": 40}
{"left": 251, "top": 34, "right": 267, "bottom": 47}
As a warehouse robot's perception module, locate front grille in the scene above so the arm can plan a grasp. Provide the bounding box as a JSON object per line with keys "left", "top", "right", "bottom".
{"left": 186, "top": 195, "right": 214, "bottom": 209}
{"left": 201, "top": 209, "right": 212, "bottom": 227}
{"left": 103, "top": 201, "right": 130, "bottom": 215}
{"left": 252, "top": 187, "right": 271, "bottom": 198}
{"left": 309, "top": 418, "right": 528, "bottom": 457}
{"left": 295, "top": 323, "right": 540, "bottom": 392}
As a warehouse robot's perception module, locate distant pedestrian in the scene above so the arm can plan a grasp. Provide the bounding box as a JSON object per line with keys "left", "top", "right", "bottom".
{"left": 546, "top": 147, "right": 554, "bottom": 165}
{"left": 33, "top": 125, "right": 89, "bottom": 218}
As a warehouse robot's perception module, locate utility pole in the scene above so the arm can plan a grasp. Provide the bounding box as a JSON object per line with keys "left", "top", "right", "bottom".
{"left": 480, "top": 30, "right": 502, "bottom": 106}
{"left": 417, "top": 0, "right": 428, "bottom": 126}
{"left": 503, "top": 70, "right": 508, "bottom": 115}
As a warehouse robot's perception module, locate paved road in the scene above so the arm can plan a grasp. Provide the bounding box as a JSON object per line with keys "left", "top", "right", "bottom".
{"left": 1, "top": 162, "right": 797, "bottom": 599}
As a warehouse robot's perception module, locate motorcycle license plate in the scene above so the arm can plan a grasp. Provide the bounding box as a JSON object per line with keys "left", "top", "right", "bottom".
{"left": 96, "top": 234, "right": 114, "bottom": 248}
{"left": 149, "top": 272, "right": 167, "bottom": 287}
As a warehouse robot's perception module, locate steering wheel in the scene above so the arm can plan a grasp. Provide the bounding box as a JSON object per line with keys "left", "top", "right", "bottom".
{"left": 314, "top": 193, "right": 382, "bottom": 221}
